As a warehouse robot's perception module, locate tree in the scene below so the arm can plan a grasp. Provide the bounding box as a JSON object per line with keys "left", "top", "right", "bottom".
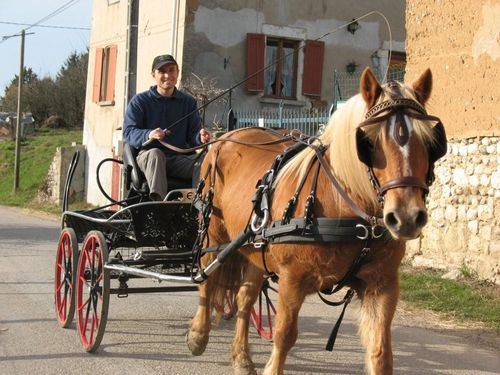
{"left": 0, "top": 68, "right": 39, "bottom": 112}
{"left": 53, "top": 50, "right": 88, "bottom": 127}
{"left": 0, "top": 50, "right": 88, "bottom": 128}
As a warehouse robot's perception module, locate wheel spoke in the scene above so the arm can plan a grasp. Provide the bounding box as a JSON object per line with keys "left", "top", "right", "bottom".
{"left": 55, "top": 280, "right": 64, "bottom": 293}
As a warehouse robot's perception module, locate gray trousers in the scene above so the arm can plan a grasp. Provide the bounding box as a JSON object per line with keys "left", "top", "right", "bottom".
{"left": 137, "top": 148, "right": 198, "bottom": 199}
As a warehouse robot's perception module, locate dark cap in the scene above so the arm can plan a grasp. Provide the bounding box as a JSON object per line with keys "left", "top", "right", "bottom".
{"left": 151, "top": 54, "right": 178, "bottom": 71}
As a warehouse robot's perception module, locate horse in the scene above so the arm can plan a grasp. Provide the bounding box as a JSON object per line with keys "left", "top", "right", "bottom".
{"left": 186, "top": 67, "right": 447, "bottom": 375}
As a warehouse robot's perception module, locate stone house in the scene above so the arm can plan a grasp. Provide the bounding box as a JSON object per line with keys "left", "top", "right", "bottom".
{"left": 405, "top": 0, "right": 499, "bottom": 283}
{"left": 83, "top": 0, "right": 406, "bottom": 206}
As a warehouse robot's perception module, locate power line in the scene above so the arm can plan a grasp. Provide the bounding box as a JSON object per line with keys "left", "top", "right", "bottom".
{"left": 0, "top": 0, "right": 82, "bottom": 43}
{"left": 0, "top": 21, "right": 89, "bottom": 31}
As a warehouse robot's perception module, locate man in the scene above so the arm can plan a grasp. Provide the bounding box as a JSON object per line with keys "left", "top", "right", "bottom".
{"left": 123, "top": 54, "right": 211, "bottom": 201}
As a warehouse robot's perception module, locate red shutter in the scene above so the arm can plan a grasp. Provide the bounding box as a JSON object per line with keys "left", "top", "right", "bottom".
{"left": 302, "top": 40, "right": 324, "bottom": 97}
{"left": 92, "top": 48, "right": 104, "bottom": 102}
{"left": 106, "top": 45, "right": 118, "bottom": 102}
{"left": 246, "top": 33, "right": 265, "bottom": 92}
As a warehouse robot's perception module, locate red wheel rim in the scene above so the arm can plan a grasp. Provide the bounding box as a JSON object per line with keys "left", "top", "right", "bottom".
{"left": 76, "top": 231, "right": 109, "bottom": 352}
{"left": 54, "top": 228, "right": 77, "bottom": 327}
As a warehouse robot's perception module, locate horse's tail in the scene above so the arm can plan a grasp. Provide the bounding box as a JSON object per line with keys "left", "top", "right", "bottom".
{"left": 209, "top": 250, "right": 248, "bottom": 319}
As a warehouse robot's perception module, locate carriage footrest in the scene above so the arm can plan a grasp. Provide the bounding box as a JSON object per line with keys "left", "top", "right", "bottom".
{"left": 105, "top": 263, "right": 195, "bottom": 284}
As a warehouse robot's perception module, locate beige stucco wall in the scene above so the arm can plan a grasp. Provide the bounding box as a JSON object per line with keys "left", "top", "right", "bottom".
{"left": 84, "top": 1, "right": 128, "bottom": 205}
{"left": 84, "top": 0, "right": 406, "bottom": 204}
{"left": 405, "top": 0, "right": 500, "bottom": 283}
{"left": 406, "top": 0, "right": 499, "bottom": 138}
{"left": 183, "top": 0, "right": 406, "bottom": 119}
{"left": 84, "top": 0, "right": 185, "bottom": 205}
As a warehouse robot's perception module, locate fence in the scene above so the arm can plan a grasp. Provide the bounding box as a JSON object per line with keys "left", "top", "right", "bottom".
{"left": 333, "top": 69, "right": 405, "bottom": 109}
{"left": 233, "top": 107, "right": 330, "bottom": 136}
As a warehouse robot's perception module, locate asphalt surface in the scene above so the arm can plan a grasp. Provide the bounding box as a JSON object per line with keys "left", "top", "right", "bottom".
{"left": 0, "top": 205, "right": 498, "bottom": 374}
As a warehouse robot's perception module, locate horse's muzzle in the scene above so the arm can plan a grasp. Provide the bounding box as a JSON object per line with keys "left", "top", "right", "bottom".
{"left": 383, "top": 206, "right": 428, "bottom": 240}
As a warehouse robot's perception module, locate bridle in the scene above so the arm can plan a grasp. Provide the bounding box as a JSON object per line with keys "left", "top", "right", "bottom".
{"left": 355, "top": 82, "right": 447, "bottom": 206}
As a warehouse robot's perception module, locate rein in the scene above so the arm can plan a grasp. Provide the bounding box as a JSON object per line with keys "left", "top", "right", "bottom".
{"left": 155, "top": 127, "right": 300, "bottom": 154}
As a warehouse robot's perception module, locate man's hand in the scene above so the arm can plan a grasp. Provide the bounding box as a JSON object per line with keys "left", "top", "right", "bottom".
{"left": 148, "top": 127, "right": 166, "bottom": 140}
{"left": 200, "top": 128, "right": 212, "bottom": 144}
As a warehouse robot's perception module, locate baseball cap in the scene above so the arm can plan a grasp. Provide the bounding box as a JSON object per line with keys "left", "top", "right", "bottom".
{"left": 151, "top": 54, "right": 178, "bottom": 71}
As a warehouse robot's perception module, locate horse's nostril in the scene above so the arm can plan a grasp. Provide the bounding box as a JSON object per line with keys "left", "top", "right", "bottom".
{"left": 415, "top": 209, "right": 428, "bottom": 228}
{"left": 385, "top": 212, "right": 399, "bottom": 229}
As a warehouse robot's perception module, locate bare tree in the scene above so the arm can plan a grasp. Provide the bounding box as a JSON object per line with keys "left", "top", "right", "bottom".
{"left": 181, "top": 73, "right": 228, "bottom": 131}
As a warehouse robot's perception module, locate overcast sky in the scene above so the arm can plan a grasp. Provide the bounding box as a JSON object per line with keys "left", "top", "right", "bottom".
{"left": 0, "top": 0, "right": 91, "bottom": 95}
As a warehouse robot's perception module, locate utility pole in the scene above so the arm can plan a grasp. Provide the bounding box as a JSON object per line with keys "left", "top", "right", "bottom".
{"left": 13, "top": 29, "right": 25, "bottom": 191}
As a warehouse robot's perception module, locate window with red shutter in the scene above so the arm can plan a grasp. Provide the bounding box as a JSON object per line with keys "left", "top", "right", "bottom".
{"left": 302, "top": 40, "right": 324, "bottom": 97}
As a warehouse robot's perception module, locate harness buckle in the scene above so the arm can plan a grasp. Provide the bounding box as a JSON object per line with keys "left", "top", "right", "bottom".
{"left": 253, "top": 240, "right": 266, "bottom": 249}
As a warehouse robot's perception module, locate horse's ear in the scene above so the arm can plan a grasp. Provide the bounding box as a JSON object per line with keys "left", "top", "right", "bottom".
{"left": 360, "top": 67, "right": 382, "bottom": 108}
{"left": 412, "top": 68, "right": 433, "bottom": 105}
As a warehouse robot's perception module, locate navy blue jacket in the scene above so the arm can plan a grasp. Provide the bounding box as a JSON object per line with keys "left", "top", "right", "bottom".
{"left": 123, "top": 86, "right": 201, "bottom": 153}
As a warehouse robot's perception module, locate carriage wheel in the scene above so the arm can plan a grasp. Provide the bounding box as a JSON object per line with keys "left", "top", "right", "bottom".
{"left": 76, "top": 231, "right": 110, "bottom": 352}
{"left": 250, "top": 278, "right": 278, "bottom": 340}
{"left": 54, "top": 228, "right": 78, "bottom": 328}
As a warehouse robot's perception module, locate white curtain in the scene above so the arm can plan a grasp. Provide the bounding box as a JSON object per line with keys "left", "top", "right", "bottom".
{"left": 265, "top": 45, "right": 277, "bottom": 95}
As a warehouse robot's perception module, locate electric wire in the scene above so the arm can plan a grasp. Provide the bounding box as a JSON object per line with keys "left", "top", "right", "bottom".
{"left": 0, "top": 0, "right": 82, "bottom": 43}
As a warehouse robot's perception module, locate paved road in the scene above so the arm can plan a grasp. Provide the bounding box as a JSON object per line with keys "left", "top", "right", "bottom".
{"left": 0, "top": 205, "right": 498, "bottom": 374}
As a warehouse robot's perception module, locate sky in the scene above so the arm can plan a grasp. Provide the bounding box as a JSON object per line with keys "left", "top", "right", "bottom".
{"left": 0, "top": 0, "right": 92, "bottom": 95}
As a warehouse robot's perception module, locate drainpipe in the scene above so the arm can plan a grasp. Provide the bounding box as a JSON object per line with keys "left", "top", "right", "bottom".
{"left": 170, "top": 0, "right": 179, "bottom": 56}
{"left": 124, "top": 0, "right": 139, "bottom": 107}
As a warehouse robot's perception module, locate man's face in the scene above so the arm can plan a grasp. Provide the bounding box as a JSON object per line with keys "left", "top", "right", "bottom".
{"left": 152, "top": 63, "right": 179, "bottom": 91}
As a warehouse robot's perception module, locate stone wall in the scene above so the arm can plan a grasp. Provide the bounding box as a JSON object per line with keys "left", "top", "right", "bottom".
{"left": 406, "top": 135, "right": 500, "bottom": 284}
{"left": 405, "top": 0, "right": 500, "bottom": 284}
{"left": 42, "top": 145, "right": 86, "bottom": 207}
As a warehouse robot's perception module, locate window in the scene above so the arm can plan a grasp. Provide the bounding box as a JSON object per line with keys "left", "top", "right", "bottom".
{"left": 92, "top": 45, "right": 117, "bottom": 104}
{"left": 246, "top": 33, "right": 324, "bottom": 98}
{"left": 264, "top": 38, "right": 299, "bottom": 99}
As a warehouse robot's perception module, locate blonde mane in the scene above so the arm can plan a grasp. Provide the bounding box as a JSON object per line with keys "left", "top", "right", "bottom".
{"left": 276, "top": 80, "right": 438, "bottom": 213}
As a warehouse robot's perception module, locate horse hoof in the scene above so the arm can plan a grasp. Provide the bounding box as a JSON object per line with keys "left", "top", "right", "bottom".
{"left": 234, "top": 367, "right": 257, "bottom": 375}
{"left": 185, "top": 330, "right": 208, "bottom": 356}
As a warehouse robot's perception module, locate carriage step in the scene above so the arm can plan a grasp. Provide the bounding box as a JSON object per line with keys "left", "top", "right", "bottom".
{"left": 105, "top": 263, "right": 195, "bottom": 284}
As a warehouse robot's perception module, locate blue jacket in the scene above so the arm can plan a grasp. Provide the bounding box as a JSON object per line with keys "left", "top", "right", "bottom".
{"left": 123, "top": 86, "right": 201, "bottom": 153}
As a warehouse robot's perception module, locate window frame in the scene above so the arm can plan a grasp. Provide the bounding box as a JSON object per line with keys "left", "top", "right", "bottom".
{"left": 263, "top": 37, "right": 299, "bottom": 100}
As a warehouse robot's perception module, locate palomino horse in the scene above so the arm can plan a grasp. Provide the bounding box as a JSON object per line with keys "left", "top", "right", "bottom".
{"left": 187, "top": 67, "right": 447, "bottom": 375}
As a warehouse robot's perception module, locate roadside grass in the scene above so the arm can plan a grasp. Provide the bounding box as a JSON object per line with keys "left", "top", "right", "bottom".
{"left": 0, "top": 128, "right": 82, "bottom": 212}
{"left": 400, "top": 266, "right": 500, "bottom": 331}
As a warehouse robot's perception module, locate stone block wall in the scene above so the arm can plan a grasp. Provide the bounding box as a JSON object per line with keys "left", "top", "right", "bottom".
{"left": 43, "top": 145, "right": 86, "bottom": 207}
{"left": 406, "top": 136, "right": 500, "bottom": 284}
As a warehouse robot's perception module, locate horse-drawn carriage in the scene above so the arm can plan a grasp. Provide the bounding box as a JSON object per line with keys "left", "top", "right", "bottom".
{"left": 54, "top": 68, "right": 447, "bottom": 375}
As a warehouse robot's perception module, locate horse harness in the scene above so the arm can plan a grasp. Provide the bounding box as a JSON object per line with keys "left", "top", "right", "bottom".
{"left": 193, "top": 88, "right": 447, "bottom": 351}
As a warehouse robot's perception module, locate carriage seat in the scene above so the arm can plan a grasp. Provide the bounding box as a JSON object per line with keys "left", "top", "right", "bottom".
{"left": 122, "top": 142, "right": 194, "bottom": 200}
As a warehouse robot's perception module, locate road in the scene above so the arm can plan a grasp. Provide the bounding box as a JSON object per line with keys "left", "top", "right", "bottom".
{"left": 0, "top": 205, "right": 498, "bottom": 375}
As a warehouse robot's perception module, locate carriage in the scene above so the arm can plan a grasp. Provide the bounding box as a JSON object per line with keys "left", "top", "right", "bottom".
{"left": 53, "top": 142, "right": 277, "bottom": 352}
{"left": 54, "top": 68, "right": 447, "bottom": 374}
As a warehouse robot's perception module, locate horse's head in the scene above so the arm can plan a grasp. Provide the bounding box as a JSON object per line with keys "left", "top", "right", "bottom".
{"left": 356, "top": 68, "right": 447, "bottom": 240}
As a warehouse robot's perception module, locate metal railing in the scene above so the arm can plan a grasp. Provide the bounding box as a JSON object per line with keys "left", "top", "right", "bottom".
{"left": 233, "top": 106, "right": 330, "bottom": 136}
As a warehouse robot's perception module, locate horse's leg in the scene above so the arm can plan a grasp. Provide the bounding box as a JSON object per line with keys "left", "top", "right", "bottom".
{"left": 231, "top": 262, "right": 263, "bottom": 375}
{"left": 262, "top": 273, "right": 307, "bottom": 375}
{"left": 186, "top": 275, "right": 214, "bottom": 356}
{"left": 358, "top": 275, "right": 399, "bottom": 375}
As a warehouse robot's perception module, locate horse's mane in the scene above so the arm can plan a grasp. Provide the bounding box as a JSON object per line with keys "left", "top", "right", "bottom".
{"left": 276, "top": 80, "right": 438, "bottom": 213}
